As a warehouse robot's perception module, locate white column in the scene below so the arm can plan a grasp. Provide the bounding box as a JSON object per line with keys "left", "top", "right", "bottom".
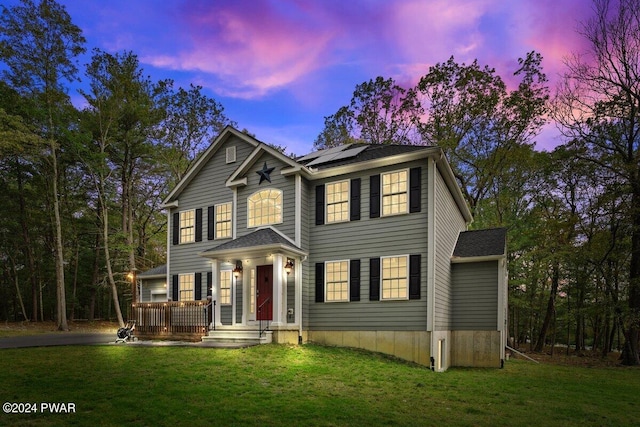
{"left": 271, "top": 253, "right": 284, "bottom": 327}
{"left": 211, "top": 260, "right": 221, "bottom": 327}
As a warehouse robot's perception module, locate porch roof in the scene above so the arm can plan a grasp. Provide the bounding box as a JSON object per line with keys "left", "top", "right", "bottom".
{"left": 452, "top": 228, "right": 507, "bottom": 259}
{"left": 199, "top": 227, "right": 307, "bottom": 259}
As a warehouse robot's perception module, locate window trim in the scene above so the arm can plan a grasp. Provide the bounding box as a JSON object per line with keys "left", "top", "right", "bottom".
{"left": 220, "top": 269, "right": 232, "bottom": 305}
{"left": 325, "top": 179, "right": 350, "bottom": 224}
{"left": 325, "top": 259, "right": 350, "bottom": 303}
{"left": 247, "top": 188, "right": 283, "bottom": 228}
{"left": 381, "top": 168, "right": 409, "bottom": 217}
{"left": 179, "top": 209, "right": 196, "bottom": 244}
{"left": 178, "top": 273, "right": 194, "bottom": 301}
{"left": 214, "top": 202, "right": 232, "bottom": 239}
{"left": 380, "top": 254, "right": 409, "bottom": 301}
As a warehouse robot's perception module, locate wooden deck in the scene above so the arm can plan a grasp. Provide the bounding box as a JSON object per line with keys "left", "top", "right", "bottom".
{"left": 131, "top": 301, "right": 212, "bottom": 340}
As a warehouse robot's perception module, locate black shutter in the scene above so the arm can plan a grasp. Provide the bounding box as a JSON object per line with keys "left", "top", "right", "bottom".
{"left": 172, "top": 275, "right": 179, "bottom": 301}
{"left": 350, "top": 259, "right": 360, "bottom": 301}
{"left": 410, "top": 167, "right": 422, "bottom": 213}
{"left": 315, "top": 185, "right": 325, "bottom": 225}
{"left": 207, "top": 206, "right": 214, "bottom": 240}
{"left": 195, "top": 208, "right": 203, "bottom": 242}
{"left": 172, "top": 213, "right": 179, "bottom": 245}
{"left": 206, "top": 272, "right": 212, "bottom": 297}
{"left": 409, "top": 254, "right": 421, "bottom": 300}
{"left": 315, "top": 262, "right": 324, "bottom": 302}
{"left": 369, "top": 257, "right": 380, "bottom": 301}
{"left": 195, "top": 272, "right": 202, "bottom": 300}
{"left": 370, "top": 174, "right": 380, "bottom": 218}
{"left": 350, "top": 178, "right": 361, "bottom": 221}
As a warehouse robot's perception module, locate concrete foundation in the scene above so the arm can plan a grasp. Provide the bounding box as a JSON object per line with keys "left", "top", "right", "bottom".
{"left": 307, "top": 330, "right": 432, "bottom": 367}
{"left": 450, "top": 330, "right": 502, "bottom": 368}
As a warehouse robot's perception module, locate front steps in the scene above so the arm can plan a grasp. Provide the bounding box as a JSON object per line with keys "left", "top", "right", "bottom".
{"left": 201, "top": 325, "right": 272, "bottom": 346}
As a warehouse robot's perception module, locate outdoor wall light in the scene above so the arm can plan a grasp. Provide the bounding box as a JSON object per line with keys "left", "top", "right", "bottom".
{"left": 284, "top": 258, "right": 294, "bottom": 275}
{"left": 233, "top": 260, "right": 243, "bottom": 277}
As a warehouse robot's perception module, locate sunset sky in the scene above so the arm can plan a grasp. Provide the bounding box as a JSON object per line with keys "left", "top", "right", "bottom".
{"left": 7, "top": 0, "right": 597, "bottom": 155}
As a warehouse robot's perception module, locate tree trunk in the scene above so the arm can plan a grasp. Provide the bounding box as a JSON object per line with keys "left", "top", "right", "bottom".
{"left": 50, "top": 137, "right": 69, "bottom": 332}
{"left": 15, "top": 160, "right": 37, "bottom": 321}
{"left": 534, "top": 263, "right": 559, "bottom": 352}
{"left": 622, "top": 183, "right": 640, "bottom": 365}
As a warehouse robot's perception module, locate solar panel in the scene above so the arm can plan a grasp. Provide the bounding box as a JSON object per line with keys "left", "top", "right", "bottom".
{"left": 297, "top": 144, "right": 352, "bottom": 162}
{"left": 305, "top": 145, "right": 368, "bottom": 167}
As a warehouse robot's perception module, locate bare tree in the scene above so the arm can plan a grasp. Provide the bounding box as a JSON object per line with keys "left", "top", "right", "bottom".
{"left": 554, "top": 0, "right": 640, "bottom": 365}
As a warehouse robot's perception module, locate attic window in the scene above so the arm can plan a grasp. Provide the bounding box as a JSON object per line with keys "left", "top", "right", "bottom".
{"left": 226, "top": 146, "right": 236, "bottom": 164}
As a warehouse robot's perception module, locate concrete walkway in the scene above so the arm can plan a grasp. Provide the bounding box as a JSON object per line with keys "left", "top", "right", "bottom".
{"left": 0, "top": 332, "right": 252, "bottom": 349}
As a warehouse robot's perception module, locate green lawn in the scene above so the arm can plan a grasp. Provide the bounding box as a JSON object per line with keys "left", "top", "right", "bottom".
{"left": 0, "top": 344, "right": 638, "bottom": 426}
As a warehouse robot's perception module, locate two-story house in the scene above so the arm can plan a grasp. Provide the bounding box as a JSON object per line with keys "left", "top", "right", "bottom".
{"left": 138, "top": 126, "right": 507, "bottom": 370}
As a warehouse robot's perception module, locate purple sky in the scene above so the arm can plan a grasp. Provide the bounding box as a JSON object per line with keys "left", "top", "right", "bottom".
{"left": 10, "top": 0, "right": 596, "bottom": 155}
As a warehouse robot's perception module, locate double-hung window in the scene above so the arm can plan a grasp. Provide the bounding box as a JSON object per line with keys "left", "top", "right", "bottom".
{"left": 325, "top": 260, "right": 349, "bottom": 302}
{"left": 179, "top": 210, "right": 195, "bottom": 243}
{"left": 178, "top": 274, "right": 194, "bottom": 301}
{"left": 220, "top": 270, "right": 232, "bottom": 305}
{"left": 381, "top": 255, "right": 408, "bottom": 300}
{"left": 326, "top": 180, "right": 350, "bottom": 223}
{"left": 215, "top": 203, "right": 232, "bottom": 239}
{"left": 381, "top": 170, "right": 408, "bottom": 216}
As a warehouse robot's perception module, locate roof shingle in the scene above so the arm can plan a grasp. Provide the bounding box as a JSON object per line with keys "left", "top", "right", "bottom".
{"left": 453, "top": 228, "right": 507, "bottom": 258}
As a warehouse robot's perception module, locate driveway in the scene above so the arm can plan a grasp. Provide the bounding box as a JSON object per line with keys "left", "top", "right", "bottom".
{"left": 0, "top": 333, "right": 115, "bottom": 349}
{"left": 0, "top": 333, "right": 249, "bottom": 349}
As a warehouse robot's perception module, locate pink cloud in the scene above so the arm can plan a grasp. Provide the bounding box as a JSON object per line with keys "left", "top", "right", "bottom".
{"left": 141, "top": 1, "right": 341, "bottom": 98}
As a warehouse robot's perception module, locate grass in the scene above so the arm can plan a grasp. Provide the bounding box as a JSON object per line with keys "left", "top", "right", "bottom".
{"left": 0, "top": 343, "right": 638, "bottom": 426}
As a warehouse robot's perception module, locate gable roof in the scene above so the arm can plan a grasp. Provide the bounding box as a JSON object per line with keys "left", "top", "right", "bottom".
{"left": 138, "top": 264, "right": 167, "bottom": 278}
{"left": 162, "top": 126, "right": 262, "bottom": 207}
{"left": 200, "top": 227, "right": 307, "bottom": 259}
{"left": 452, "top": 228, "right": 507, "bottom": 259}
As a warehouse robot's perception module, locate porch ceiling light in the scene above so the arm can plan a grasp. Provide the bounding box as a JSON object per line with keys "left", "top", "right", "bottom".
{"left": 284, "top": 258, "right": 294, "bottom": 275}
{"left": 233, "top": 260, "right": 243, "bottom": 277}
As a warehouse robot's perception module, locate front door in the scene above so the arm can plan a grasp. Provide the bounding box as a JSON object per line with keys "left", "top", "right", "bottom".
{"left": 256, "top": 265, "right": 273, "bottom": 321}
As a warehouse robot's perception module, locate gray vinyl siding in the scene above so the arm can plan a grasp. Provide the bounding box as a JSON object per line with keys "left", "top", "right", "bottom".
{"left": 220, "top": 305, "right": 232, "bottom": 325}
{"left": 236, "top": 278, "right": 243, "bottom": 323}
{"left": 235, "top": 152, "right": 296, "bottom": 242}
{"left": 287, "top": 273, "right": 295, "bottom": 323}
{"left": 169, "top": 136, "right": 255, "bottom": 281}
{"left": 433, "top": 169, "right": 467, "bottom": 330}
{"left": 307, "top": 159, "right": 429, "bottom": 331}
{"left": 140, "top": 278, "right": 165, "bottom": 302}
{"left": 451, "top": 261, "right": 498, "bottom": 330}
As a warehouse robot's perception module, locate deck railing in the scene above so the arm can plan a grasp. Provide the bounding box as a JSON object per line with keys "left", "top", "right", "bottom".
{"left": 132, "top": 301, "right": 212, "bottom": 336}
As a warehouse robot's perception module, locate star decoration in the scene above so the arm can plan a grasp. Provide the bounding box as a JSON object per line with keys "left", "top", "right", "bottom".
{"left": 256, "top": 161, "right": 275, "bottom": 184}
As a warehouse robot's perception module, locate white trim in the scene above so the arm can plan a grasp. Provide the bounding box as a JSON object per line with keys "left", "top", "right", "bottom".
{"left": 247, "top": 188, "right": 284, "bottom": 228}
{"left": 226, "top": 145, "right": 236, "bottom": 163}
{"left": 427, "top": 157, "right": 436, "bottom": 331}
{"left": 380, "top": 168, "right": 409, "bottom": 217}
{"left": 232, "top": 188, "right": 237, "bottom": 239}
{"left": 178, "top": 273, "right": 195, "bottom": 301}
{"left": 379, "top": 254, "right": 410, "bottom": 301}
{"left": 295, "top": 174, "right": 301, "bottom": 247}
{"left": 325, "top": 179, "right": 351, "bottom": 224}
{"left": 166, "top": 210, "right": 171, "bottom": 301}
{"left": 214, "top": 202, "right": 233, "bottom": 240}
{"left": 211, "top": 261, "right": 221, "bottom": 327}
{"left": 324, "top": 259, "right": 350, "bottom": 303}
{"left": 178, "top": 209, "right": 196, "bottom": 244}
{"left": 271, "top": 254, "right": 285, "bottom": 327}
{"left": 450, "top": 255, "right": 505, "bottom": 264}
{"left": 220, "top": 269, "right": 232, "bottom": 306}
{"left": 226, "top": 143, "right": 303, "bottom": 188}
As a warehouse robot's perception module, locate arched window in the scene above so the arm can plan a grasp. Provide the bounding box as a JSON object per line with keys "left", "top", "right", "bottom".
{"left": 247, "top": 189, "right": 282, "bottom": 227}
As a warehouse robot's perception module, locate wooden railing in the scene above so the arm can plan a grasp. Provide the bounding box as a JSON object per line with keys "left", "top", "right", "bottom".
{"left": 131, "top": 301, "right": 212, "bottom": 338}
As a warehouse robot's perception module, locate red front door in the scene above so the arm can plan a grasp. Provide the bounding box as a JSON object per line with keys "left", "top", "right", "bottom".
{"left": 256, "top": 265, "right": 273, "bottom": 321}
